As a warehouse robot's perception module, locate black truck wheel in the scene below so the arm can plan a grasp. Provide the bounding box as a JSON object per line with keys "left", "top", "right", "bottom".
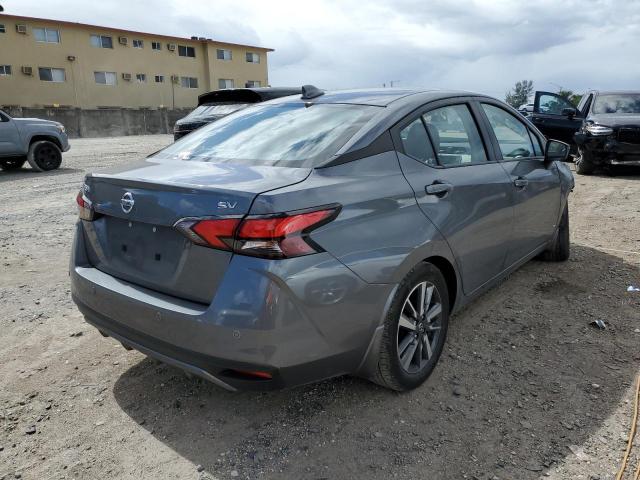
{"left": 27, "top": 140, "right": 62, "bottom": 172}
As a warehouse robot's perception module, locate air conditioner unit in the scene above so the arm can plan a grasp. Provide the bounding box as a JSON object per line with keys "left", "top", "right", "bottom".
{"left": 16, "top": 24, "right": 27, "bottom": 34}
{"left": 21, "top": 66, "right": 33, "bottom": 75}
{"left": 118, "top": 36, "right": 128, "bottom": 45}
{"left": 170, "top": 75, "right": 179, "bottom": 84}
{"left": 167, "top": 43, "right": 176, "bottom": 51}
{"left": 122, "top": 73, "right": 132, "bottom": 81}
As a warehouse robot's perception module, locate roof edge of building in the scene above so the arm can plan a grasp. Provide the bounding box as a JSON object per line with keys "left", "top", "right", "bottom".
{"left": 0, "top": 13, "right": 275, "bottom": 52}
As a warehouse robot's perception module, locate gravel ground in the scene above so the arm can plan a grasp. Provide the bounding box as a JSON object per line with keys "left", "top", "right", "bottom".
{"left": 1, "top": 135, "right": 640, "bottom": 480}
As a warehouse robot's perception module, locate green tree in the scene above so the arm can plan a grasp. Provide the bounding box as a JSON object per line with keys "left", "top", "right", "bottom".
{"left": 505, "top": 80, "right": 534, "bottom": 108}
{"left": 557, "top": 88, "right": 582, "bottom": 107}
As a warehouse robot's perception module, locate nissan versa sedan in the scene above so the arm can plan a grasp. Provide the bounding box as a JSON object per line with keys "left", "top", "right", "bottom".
{"left": 71, "top": 87, "right": 574, "bottom": 392}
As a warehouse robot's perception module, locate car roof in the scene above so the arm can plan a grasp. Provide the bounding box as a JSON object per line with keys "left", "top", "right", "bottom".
{"left": 589, "top": 90, "right": 640, "bottom": 96}
{"left": 266, "top": 88, "right": 478, "bottom": 107}
{"left": 197, "top": 87, "right": 302, "bottom": 105}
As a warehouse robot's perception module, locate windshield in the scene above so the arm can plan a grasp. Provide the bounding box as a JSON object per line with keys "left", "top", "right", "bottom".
{"left": 592, "top": 94, "right": 640, "bottom": 114}
{"left": 185, "top": 103, "right": 251, "bottom": 119}
{"left": 153, "top": 103, "right": 380, "bottom": 167}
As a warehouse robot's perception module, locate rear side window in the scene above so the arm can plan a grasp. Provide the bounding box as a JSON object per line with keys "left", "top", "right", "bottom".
{"left": 481, "top": 104, "right": 535, "bottom": 159}
{"left": 423, "top": 105, "right": 487, "bottom": 166}
{"left": 154, "top": 103, "right": 379, "bottom": 167}
{"left": 399, "top": 118, "right": 437, "bottom": 166}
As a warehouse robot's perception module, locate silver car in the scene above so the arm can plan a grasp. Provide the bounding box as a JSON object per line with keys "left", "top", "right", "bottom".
{"left": 70, "top": 87, "right": 573, "bottom": 391}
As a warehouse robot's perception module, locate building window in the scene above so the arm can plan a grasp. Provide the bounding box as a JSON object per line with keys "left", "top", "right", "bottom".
{"left": 218, "top": 79, "right": 234, "bottom": 89}
{"left": 94, "top": 71, "right": 117, "bottom": 85}
{"left": 90, "top": 34, "right": 113, "bottom": 49}
{"left": 246, "top": 52, "right": 260, "bottom": 63}
{"left": 151, "top": 41, "right": 161, "bottom": 51}
{"left": 180, "top": 76, "right": 198, "bottom": 88}
{"left": 132, "top": 39, "right": 143, "bottom": 48}
{"left": 0, "top": 24, "right": 5, "bottom": 33}
{"left": 216, "top": 49, "right": 232, "bottom": 60}
{"left": 0, "top": 65, "right": 11, "bottom": 76}
{"left": 154, "top": 74, "right": 164, "bottom": 83}
{"left": 135, "top": 73, "right": 146, "bottom": 83}
{"left": 245, "top": 80, "right": 261, "bottom": 88}
{"left": 178, "top": 45, "right": 196, "bottom": 57}
{"left": 38, "top": 67, "right": 65, "bottom": 82}
{"left": 33, "top": 28, "right": 61, "bottom": 43}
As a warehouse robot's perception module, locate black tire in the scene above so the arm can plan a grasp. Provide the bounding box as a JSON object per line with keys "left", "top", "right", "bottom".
{"left": 27, "top": 140, "right": 62, "bottom": 172}
{"left": 374, "top": 262, "right": 449, "bottom": 391}
{"left": 0, "top": 158, "right": 27, "bottom": 171}
{"left": 540, "top": 204, "right": 570, "bottom": 262}
{"left": 575, "top": 147, "right": 595, "bottom": 175}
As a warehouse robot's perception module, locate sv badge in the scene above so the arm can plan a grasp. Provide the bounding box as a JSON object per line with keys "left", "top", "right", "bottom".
{"left": 218, "top": 201, "right": 238, "bottom": 209}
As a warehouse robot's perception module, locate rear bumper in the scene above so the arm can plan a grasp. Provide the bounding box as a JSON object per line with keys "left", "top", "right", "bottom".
{"left": 70, "top": 222, "right": 394, "bottom": 390}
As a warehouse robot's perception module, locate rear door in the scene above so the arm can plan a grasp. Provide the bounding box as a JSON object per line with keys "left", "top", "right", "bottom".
{"left": 531, "top": 91, "right": 583, "bottom": 144}
{"left": 0, "top": 112, "right": 21, "bottom": 155}
{"left": 394, "top": 99, "right": 514, "bottom": 295}
{"left": 477, "top": 100, "right": 561, "bottom": 265}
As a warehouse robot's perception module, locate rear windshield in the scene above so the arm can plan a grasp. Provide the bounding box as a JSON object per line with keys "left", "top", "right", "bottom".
{"left": 154, "top": 103, "right": 379, "bottom": 167}
{"left": 592, "top": 94, "right": 640, "bottom": 114}
{"left": 185, "top": 103, "right": 250, "bottom": 119}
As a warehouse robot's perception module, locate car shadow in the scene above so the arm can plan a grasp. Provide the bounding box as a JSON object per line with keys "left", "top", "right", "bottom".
{"left": 0, "top": 167, "right": 83, "bottom": 182}
{"left": 113, "top": 245, "right": 640, "bottom": 479}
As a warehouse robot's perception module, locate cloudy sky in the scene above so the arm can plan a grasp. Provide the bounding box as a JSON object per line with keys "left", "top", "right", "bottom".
{"left": 4, "top": 0, "right": 640, "bottom": 98}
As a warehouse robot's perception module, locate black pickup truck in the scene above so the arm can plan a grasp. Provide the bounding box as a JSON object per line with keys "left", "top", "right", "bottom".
{"left": 526, "top": 90, "right": 640, "bottom": 174}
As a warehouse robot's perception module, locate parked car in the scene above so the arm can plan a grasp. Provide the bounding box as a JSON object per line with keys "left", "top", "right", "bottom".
{"left": 518, "top": 103, "right": 534, "bottom": 116}
{"left": 0, "top": 109, "right": 69, "bottom": 171}
{"left": 71, "top": 87, "right": 573, "bottom": 392}
{"left": 173, "top": 87, "right": 302, "bottom": 140}
{"left": 528, "top": 90, "right": 640, "bottom": 174}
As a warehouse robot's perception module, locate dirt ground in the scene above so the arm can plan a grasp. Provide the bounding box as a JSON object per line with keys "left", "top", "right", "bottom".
{"left": 1, "top": 135, "right": 639, "bottom": 480}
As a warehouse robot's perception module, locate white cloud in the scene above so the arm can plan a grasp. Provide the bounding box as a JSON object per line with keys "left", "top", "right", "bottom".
{"left": 3, "top": 0, "right": 640, "bottom": 98}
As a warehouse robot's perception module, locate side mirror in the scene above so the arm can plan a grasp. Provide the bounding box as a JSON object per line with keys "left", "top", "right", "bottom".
{"left": 562, "top": 107, "right": 576, "bottom": 118}
{"left": 545, "top": 139, "right": 570, "bottom": 162}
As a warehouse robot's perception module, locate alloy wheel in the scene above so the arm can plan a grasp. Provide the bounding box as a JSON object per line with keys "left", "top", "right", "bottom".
{"left": 396, "top": 281, "right": 443, "bottom": 373}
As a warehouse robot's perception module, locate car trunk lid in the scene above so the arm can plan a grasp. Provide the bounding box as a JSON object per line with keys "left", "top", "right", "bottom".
{"left": 81, "top": 159, "right": 310, "bottom": 303}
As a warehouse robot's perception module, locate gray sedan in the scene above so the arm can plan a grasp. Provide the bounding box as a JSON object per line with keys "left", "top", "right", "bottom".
{"left": 70, "top": 87, "right": 574, "bottom": 391}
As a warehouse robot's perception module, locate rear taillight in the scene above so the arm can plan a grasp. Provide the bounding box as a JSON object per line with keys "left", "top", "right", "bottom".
{"left": 174, "top": 206, "right": 339, "bottom": 259}
{"left": 76, "top": 190, "right": 95, "bottom": 221}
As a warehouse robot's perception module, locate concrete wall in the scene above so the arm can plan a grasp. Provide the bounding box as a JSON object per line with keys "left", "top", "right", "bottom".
{"left": 0, "top": 14, "right": 271, "bottom": 109}
{"left": 5, "top": 107, "right": 192, "bottom": 138}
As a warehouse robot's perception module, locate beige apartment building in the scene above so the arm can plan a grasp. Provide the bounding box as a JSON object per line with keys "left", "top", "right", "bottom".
{"left": 0, "top": 14, "right": 272, "bottom": 109}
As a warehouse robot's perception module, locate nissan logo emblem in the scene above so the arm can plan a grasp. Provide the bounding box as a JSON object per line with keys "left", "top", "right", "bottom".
{"left": 121, "top": 192, "right": 135, "bottom": 213}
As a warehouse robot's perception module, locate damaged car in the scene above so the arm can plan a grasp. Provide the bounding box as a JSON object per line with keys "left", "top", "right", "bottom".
{"left": 529, "top": 90, "right": 640, "bottom": 174}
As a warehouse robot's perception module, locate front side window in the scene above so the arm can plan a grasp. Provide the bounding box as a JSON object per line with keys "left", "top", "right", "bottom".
{"left": 217, "top": 49, "right": 232, "bottom": 60}
{"left": 399, "top": 118, "right": 437, "bottom": 166}
{"left": 91, "top": 34, "right": 113, "bottom": 48}
{"left": 33, "top": 28, "right": 60, "bottom": 43}
{"left": 94, "top": 71, "right": 116, "bottom": 85}
{"left": 537, "top": 93, "right": 574, "bottom": 115}
{"left": 135, "top": 73, "right": 146, "bottom": 83}
{"left": 592, "top": 94, "right": 640, "bottom": 114}
{"left": 178, "top": 45, "right": 196, "bottom": 57}
{"left": 153, "top": 103, "right": 380, "bottom": 167}
{"left": 39, "top": 67, "right": 65, "bottom": 82}
{"left": 482, "top": 104, "right": 536, "bottom": 159}
{"left": 132, "top": 39, "right": 143, "bottom": 48}
{"left": 423, "top": 104, "right": 487, "bottom": 166}
{"left": 0, "top": 65, "right": 11, "bottom": 76}
{"left": 151, "top": 41, "right": 161, "bottom": 51}
{"left": 180, "top": 76, "right": 198, "bottom": 88}
{"left": 218, "top": 78, "right": 234, "bottom": 89}
{"left": 246, "top": 52, "right": 260, "bottom": 63}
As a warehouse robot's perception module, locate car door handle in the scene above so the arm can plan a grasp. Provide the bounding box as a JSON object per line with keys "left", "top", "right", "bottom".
{"left": 513, "top": 177, "right": 529, "bottom": 188}
{"left": 425, "top": 182, "right": 453, "bottom": 196}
